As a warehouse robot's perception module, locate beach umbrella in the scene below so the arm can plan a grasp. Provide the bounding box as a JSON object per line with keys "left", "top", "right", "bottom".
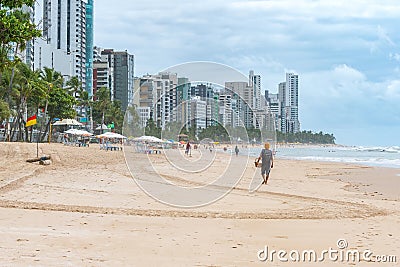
{"left": 97, "top": 132, "right": 127, "bottom": 139}
{"left": 65, "top": 129, "right": 92, "bottom": 136}
{"left": 133, "top": 135, "right": 164, "bottom": 143}
{"left": 95, "top": 124, "right": 109, "bottom": 130}
{"left": 53, "top": 118, "right": 83, "bottom": 126}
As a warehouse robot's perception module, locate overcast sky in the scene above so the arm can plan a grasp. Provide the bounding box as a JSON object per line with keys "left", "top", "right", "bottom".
{"left": 94, "top": 0, "right": 400, "bottom": 146}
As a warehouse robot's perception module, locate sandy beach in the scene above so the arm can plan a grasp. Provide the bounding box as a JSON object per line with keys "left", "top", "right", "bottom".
{"left": 0, "top": 142, "right": 399, "bottom": 266}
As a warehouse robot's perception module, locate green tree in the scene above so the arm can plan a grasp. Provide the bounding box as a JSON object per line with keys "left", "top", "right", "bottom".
{"left": 198, "top": 124, "right": 229, "bottom": 142}
{"left": 0, "top": 98, "right": 10, "bottom": 121}
{"left": 47, "top": 86, "right": 76, "bottom": 120}
{"left": 65, "top": 76, "right": 82, "bottom": 98}
{"left": 144, "top": 118, "right": 161, "bottom": 138}
{"left": 104, "top": 100, "right": 123, "bottom": 133}
{"left": 38, "top": 67, "right": 64, "bottom": 141}
{"left": 78, "top": 89, "right": 92, "bottom": 127}
{"left": 93, "top": 87, "right": 111, "bottom": 133}
{"left": 123, "top": 105, "right": 142, "bottom": 137}
{"left": 0, "top": 0, "right": 41, "bottom": 103}
{"left": 10, "top": 62, "right": 44, "bottom": 141}
{"left": 276, "top": 130, "right": 336, "bottom": 144}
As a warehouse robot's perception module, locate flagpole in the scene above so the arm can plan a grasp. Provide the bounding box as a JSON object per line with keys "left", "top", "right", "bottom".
{"left": 36, "top": 123, "right": 39, "bottom": 158}
{"left": 48, "top": 122, "right": 52, "bottom": 144}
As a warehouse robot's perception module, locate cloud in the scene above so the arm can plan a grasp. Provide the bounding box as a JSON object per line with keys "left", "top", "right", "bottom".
{"left": 93, "top": 0, "right": 400, "bottom": 145}
{"left": 390, "top": 53, "right": 400, "bottom": 62}
{"left": 229, "top": 0, "right": 400, "bottom": 19}
{"left": 300, "top": 64, "right": 400, "bottom": 144}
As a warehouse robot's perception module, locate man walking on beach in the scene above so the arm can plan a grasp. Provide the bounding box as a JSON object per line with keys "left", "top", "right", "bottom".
{"left": 185, "top": 142, "right": 191, "bottom": 156}
{"left": 257, "top": 143, "right": 274, "bottom": 184}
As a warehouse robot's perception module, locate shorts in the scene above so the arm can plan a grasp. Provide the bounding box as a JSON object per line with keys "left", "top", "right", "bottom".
{"left": 261, "top": 164, "right": 271, "bottom": 176}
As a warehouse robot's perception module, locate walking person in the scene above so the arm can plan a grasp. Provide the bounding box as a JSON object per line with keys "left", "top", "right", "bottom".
{"left": 235, "top": 145, "right": 239, "bottom": 156}
{"left": 257, "top": 143, "right": 274, "bottom": 184}
{"left": 185, "top": 142, "right": 191, "bottom": 156}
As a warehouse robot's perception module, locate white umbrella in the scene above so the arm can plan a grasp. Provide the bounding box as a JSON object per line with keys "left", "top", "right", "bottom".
{"left": 133, "top": 135, "right": 164, "bottom": 143}
{"left": 53, "top": 118, "right": 83, "bottom": 126}
{"left": 97, "top": 132, "right": 126, "bottom": 139}
{"left": 65, "top": 129, "right": 92, "bottom": 136}
{"left": 95, "top": 124, "right": 109, "bottom": 130}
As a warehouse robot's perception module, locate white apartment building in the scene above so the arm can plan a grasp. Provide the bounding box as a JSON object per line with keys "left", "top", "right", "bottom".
{"left": 267, "top": 93, "right": 281, "bottom": 131}
{"left": 137, "top": 107, "right": 151, "bottom": 128}
{"left": 137, "top": 72, "right": 178, "bottom": 130}
{"left": 249, "top": 70, "right": 261, "bottom": 110}
{"left": 219, "top": 94, "right": 232, "bottom": 126}
{"left": 34, "top": 0, "right": 88, "bottom": 89}
{"left": 190, "top": 97, "right": 207, "bottom": 130}
{"left": 225, "top": 81, "right": 255, "bottom": 128}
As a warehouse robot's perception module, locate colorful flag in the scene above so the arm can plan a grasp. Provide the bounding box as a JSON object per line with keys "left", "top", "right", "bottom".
{"left": 26, "top": 114, "right": 37, "bottom": 127}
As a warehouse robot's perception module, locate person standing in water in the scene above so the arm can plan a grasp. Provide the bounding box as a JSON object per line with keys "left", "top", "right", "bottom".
{"left": 257, "top": 143, "right": 274, "bottom": 184}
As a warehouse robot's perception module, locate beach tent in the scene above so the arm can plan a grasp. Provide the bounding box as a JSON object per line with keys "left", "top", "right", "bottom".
{"left": 53, "top": 118, "right": 82, "bottom": 126}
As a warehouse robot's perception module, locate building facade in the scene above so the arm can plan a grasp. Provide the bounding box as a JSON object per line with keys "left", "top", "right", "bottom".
{"left": 93, "top": 48, "right": 135, "bottom": 112}
{"left": 85, "top": 0, "right": 94, "bottom": 96}
{"left": 34, "top": 0, "right": 88, "bottom": 90}
{"left": 265, "top": 73, "right": 300, "bottom": 133}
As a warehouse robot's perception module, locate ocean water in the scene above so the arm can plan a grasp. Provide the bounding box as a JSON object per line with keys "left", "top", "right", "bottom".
{"left": 245, "top": 145, "right": 400, "bottom": 169}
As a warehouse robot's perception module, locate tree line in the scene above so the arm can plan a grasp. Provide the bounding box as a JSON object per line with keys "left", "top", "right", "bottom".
{"left": 144, "top": 120, "right": 336, "bottom": 144}
{"left": 276, "top": 130, "right": 336, "bottom": 144}
{"left": 0, "top": 1, "right": 124, "bottom": 142}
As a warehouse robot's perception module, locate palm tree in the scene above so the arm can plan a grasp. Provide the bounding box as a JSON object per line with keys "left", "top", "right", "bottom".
{"left": 95, "top": 87, "right": 111, "bottom": 133}
{"left": 78, "top": 89, "right": 93, "bottom": 130}
{"left": 39, "top": 67, "right": 64, "bottom": 141}
{"left": 7, "top": 62, "right": 44, "bottom": 141}
{"left": 65, "top": 76, "right": 82, "bottom": 98}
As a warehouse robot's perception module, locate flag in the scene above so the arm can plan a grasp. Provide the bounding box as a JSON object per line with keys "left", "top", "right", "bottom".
{"left": 26, "top": 114, "right": 37, "bottom": 127}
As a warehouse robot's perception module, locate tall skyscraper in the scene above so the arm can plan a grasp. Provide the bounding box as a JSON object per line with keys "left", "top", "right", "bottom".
{"left": 34, "top": 0, "right": 88, "bottom": 89}
{"left": 249, "top": 70, "right": 261, "bottom": 110}
{"left": 271, "top": 74, "right": 300, "bottom": 133}
{"left": 225, "top": 81, "right": 254, "bottom": 128}
{"left": 95, "top": 48, "right": 134, "bottom": 112}
{"left": 85, "top": 0, "right": 94, "bottom": 96}
{"left": 285, "top": 73, "right": 300, "bottom": 133}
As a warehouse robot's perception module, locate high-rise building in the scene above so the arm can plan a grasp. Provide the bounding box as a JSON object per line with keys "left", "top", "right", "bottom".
{"left": 266, "top": 93, "right": 281, "bottom": 131}
{"left": 249, "top": 70, "right": 261, "bottom": 110}
{"left": 189, "top": 97, "right": 207, "bottom": 130}
{"left": 137, "top": 72, "right": 177, "bottom": 129}
{"left": 285, "top": 73, "right": 300, "bottom": 133}
{"left": 219, "top": 95, "right": 233, "bottom": 126}
{"left": 34, "top": 0, "right": 88, "bottom": 89}
{"left": 85, "top": 0, "right": 94, "bottom": 96}
{"left": 225, "top": 81, "right": 254, "bottom": 128}
{"left": 278, "top": 82, "right": 286, "bottom": 132}
{"left": 113, "top": 51, "right": 134, "bottom": 112}
{"left": 266, "top": 74, "right": 300, "bottom": 133}
{"left": 93, "top": 48, "right": 135, "bottom": 112}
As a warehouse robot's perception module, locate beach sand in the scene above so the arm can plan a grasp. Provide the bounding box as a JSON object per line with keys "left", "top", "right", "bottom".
{"left": 0, "top": 142, "right": 399, "bottom": 266}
